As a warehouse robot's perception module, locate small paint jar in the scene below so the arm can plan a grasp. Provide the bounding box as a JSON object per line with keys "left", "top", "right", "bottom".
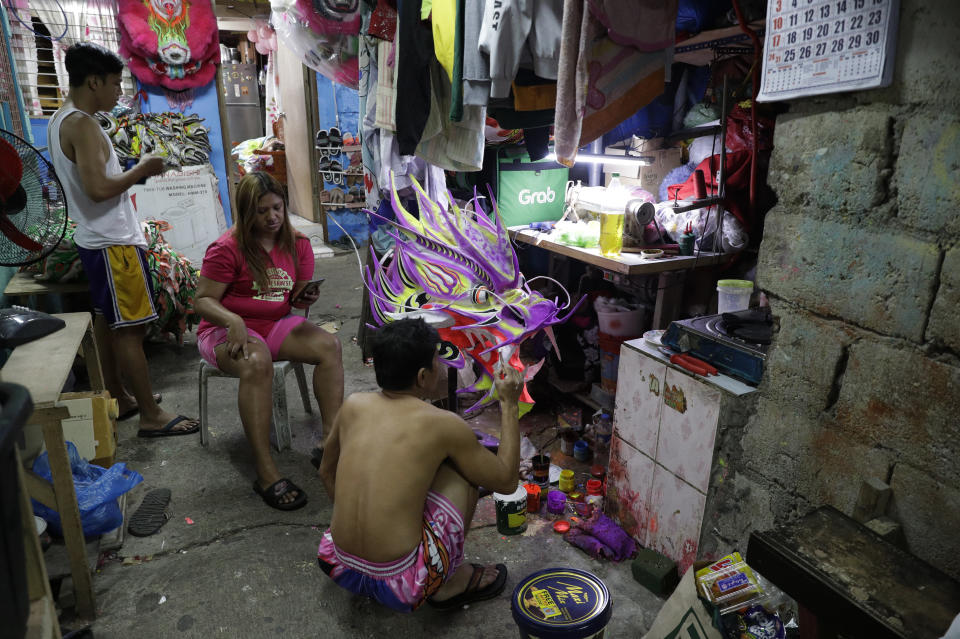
{"left": 523, "top": 483, "right": 541, "bottom": 513}
{"left": 547, "top": 490, "right": 566, "bottom": 515}
{"left": 558, "top": 469, "right": 575, "bottom": 493}
{"left": 573, "top": 439, "right": 591, "bottom": 462}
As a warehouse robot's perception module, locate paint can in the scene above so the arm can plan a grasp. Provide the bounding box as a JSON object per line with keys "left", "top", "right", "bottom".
{"left": 494, "top": 484, "right": 528, "bottom": 535}
{"left": 511, "top": 567, "right": 612, "bottom": 639}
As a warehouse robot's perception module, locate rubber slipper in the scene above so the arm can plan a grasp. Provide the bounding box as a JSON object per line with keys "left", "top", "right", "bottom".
{"left": 137, "top": 415, "right": 200, "bottom": 438}
{"left": 253, "top": 478, "right": 308, "bottom": 511}
{"left": 428, "top": 563, "right": 508, "bottom": 610}
{"left": 127, "top": 488, "right": 171, "bottom": 537}
{"left": 118, "top": 392, "right": 163, "bottom": 421}
{"left": 310, "top": 447, "right": 324, "bottom": 471}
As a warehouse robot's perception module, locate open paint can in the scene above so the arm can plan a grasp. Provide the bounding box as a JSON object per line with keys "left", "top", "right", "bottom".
{"left": 494, "top": 484, "right": 528, "bottom": 535}
{"left": 511, "top": 567, "right": 612, "bottom": 638}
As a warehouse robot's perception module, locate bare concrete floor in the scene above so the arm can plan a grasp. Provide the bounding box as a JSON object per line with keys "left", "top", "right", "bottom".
{"left": 58, "top": 252, "right": 664, "bottom": 638}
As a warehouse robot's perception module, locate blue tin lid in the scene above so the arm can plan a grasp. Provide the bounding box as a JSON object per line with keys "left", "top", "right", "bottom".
{"left": 511, "top": 568, "right": 612, "bottom": 639}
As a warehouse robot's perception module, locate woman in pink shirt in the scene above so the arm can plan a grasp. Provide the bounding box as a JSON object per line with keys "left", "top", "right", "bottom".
{"left": 194, "top": 172, "right": 343, "bottom": 510}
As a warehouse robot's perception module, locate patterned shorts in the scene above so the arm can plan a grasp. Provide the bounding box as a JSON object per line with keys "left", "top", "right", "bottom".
{"left": 317, "top": 491, "right": 465, "bottom": 612}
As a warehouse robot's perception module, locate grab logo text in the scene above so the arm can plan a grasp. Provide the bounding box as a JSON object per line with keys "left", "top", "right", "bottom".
{"left": 518, "top": 187, "right": 556, "bottom": 205}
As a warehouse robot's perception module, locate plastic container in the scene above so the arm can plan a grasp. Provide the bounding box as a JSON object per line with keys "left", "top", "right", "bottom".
{"left": 717, "top": 279, "right": 753, "bottom": 314}
{"left": 494, "top": 484, "right": 528, "bottom": 535}
{"left": 547, "top": 490, "right": 567, "bottom": 515}
{"left": 511, "top": 567, "right": 612, "bottom": 639}
{"left": 573, "top": 440, "right": 591, "bottom": 462}
{"left": 532, "top": 454, "right": 551, "bottom": 489}
{"left": 524, "top": 483, "right": 541, "bottom": 513}
{"left": 595, "top": 308, "right": 646, "bottom": 337}
{"left": 558, "top": 469, "right": 575, "bottom": 493}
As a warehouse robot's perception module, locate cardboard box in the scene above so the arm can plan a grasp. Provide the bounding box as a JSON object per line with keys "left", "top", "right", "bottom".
{"left": 54, "top": 392, "right": 119, "bottom": 468}
{"left": 604, "top": 136, "right": 682, "bottom": 196}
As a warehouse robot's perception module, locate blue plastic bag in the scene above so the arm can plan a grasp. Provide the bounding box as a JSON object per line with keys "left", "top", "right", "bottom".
{"left": 31, "top": 441, "right": 143, "bottom": 537}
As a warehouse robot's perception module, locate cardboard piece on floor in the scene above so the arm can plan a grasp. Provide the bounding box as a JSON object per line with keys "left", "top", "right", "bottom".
{"left": 641, "top": 568, "right": 722, "bottom": 639}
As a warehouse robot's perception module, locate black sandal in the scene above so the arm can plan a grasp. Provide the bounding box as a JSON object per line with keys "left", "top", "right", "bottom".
{"left": 253, "top": 478, "right": 308, "bottom": 511}
{"left": 428, "top": 563, "right": 508, "bottom": 611}
{"left": 128, "top": 488, "right": 172, "bottom": 537}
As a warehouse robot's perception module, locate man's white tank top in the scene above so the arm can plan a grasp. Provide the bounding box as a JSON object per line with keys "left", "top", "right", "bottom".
{"left": 47, "top": 107, "right": 147, "bottom": 250}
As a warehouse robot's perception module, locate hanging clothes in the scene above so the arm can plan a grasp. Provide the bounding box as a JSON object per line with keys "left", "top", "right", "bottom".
{"left": 395, "top": 0, "right": 434, "bottom": 155}
{"left": 461, "top": 0, "right": 491, "bottom": 107}
{"left": 479, "top": 0, "right": 563, "bottom": 99}
{"left": 416, "top": 60, "right": 485, "bottom": 172}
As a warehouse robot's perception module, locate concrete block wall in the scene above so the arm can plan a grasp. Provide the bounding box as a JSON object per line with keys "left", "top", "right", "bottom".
{"left": 713, "top": 0, "right": 960, "bottom": 578}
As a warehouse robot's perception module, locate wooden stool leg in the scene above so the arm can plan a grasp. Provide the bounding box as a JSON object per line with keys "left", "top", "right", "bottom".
{"left": 16, "top": 447, "right": 62, "bottom": 637}
{"left": 39, "top": 419, "right": 95, "bottom": 619}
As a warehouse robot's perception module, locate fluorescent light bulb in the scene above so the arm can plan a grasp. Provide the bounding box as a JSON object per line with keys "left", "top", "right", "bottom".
{"left": 545, "top": 152, "right": 654, "bottom": 166}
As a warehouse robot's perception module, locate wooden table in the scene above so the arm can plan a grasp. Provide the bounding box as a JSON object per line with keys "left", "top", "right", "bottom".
{"left": 0, "top": 312, "right": 105, "bottom": 620}
{"left": 509, "top": 227, "right": 730, "bottom": 328}
{"left": 747, "top": 506, "right": 960, "bottom": 639}
{"left": 4, "top": 272, "right": 89, "bottom": 307}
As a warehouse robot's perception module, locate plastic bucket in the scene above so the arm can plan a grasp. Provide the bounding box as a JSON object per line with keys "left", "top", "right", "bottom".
{"left": 717, "top": 279, "right": 753, "bottom": 314}
{"left": 511, "top": 567, "right": 612, "bottom": 639}
{"left": 596, "top": 307, "right": 646, "bottom": 337}
{"left": 494, "top": 484, "right": 528, "bottom": 535}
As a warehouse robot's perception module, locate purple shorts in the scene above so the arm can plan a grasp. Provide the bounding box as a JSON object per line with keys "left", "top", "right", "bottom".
{"left": 196, "top": 315, "right": 306, "bottom": 368}
{"left": 317, "top": 491, "right": 466, "bottom": 612}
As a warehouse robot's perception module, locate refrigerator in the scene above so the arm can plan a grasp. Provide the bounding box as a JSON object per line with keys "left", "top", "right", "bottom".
{"left": 220, "top": 63, "right": 263, "bottom": 145}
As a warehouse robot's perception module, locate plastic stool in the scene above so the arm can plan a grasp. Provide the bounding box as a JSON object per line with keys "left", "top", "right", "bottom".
{"left": 198, "top": 359, "right": 313, "bottom": 451}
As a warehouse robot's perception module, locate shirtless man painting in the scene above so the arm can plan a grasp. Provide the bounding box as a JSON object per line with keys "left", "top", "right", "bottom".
{"left": 317, "top": 318, "right": 523, "bottom": 612}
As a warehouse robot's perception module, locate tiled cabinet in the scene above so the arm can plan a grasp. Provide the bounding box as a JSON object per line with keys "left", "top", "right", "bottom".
{"left": 607, "top": 339, "right": 756, "bottom": 574}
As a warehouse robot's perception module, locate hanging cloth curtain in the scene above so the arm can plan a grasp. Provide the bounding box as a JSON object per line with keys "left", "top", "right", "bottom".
{"left": 264, "top": 51, "right": 282, "bottom": 137}
{"left": 31, "top": 0, "right": 122, "bottom": 98}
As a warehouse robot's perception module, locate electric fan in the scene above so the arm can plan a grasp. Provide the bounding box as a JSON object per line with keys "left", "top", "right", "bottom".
{"left": 0, "top": 129, "right": 69, "bottom": 346}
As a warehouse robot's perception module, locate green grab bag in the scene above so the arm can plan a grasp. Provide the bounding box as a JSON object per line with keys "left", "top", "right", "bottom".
{"left": 495, "top": 148, "right": 569, "bottom": 227}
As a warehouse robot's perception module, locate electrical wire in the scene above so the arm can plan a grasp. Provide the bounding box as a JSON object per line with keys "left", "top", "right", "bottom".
{"left": 3, "top": 0, "right": 68, "bottom": 39}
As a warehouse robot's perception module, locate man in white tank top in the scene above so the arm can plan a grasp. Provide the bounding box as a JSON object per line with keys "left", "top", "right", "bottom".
{"left": 48, "top": 43, "right": 199, "bottom": 438}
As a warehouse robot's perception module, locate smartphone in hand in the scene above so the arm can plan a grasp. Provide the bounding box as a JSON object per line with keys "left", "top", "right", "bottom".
{"left": 293, "top": 278, "right": 325, "bottom": 302}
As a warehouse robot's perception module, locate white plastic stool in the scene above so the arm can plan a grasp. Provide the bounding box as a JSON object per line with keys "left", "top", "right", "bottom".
{"left": 198, "top": 359, "right": 312, "bottom": 451}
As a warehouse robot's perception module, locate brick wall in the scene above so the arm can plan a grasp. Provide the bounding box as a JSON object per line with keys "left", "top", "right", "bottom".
{"left": 711, "top": 0, "right": 960, "bottom": 577}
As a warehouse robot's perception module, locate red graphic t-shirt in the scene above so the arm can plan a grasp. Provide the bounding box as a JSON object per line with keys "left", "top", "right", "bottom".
{"left": 197, "top": 231, "right": 314, "bottom": 338}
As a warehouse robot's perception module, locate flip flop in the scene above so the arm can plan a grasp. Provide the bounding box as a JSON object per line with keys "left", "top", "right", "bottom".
{"left": 315, "top": 129, "right": 329, "bottom": 156}
{"left": 118, "top": 392, "right": 163, "bottom": 421}
{"left": 428, "top": 563, "right": 508, "bottom": 611}
{"left": 137, "top": 415, "right": 200, "bottom": 438}
{"left": 127, "top": 488, "right": 171, "bottom": 537}
{"left": 253, "top": 478, "right": 308, "bottom": 511}
{"left": 328, "top": 127, "right": 343, "bottom": 152}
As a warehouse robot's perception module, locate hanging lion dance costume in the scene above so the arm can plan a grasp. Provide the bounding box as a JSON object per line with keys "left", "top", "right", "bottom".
{"left": 118, "top": 0, "right": 219, "bottom": 90}
{"left": 366, "top": 175, "right": 584, "bottom": 417}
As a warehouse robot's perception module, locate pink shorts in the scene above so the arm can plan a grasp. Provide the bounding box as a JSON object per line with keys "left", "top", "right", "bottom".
{"left": 196, "top": 315, "right": 307, "bottom": 368}
{"left": 317, "top": 491, "right": 466, "bottom": 612}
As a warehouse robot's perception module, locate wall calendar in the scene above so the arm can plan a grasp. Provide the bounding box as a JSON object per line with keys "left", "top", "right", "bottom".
{"left": 757, "top": 0, "right": 900, "bottom": 101}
